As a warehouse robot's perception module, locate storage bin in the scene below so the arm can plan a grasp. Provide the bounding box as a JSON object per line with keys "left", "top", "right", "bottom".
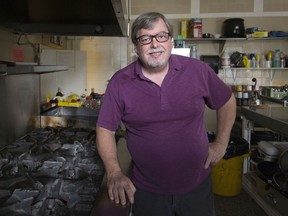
{"left": 212, "top": 153, "right": 249, "bottom": 196}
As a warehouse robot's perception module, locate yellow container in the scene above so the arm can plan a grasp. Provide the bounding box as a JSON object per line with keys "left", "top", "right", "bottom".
{"left": 181, "top": 19, "right": 188, "bottom": 38}
{"left": 211, "top": 153, "right": 249, "bottom": 196}
{"left": 58, "top": 101, "right": 82, "bottom": 107}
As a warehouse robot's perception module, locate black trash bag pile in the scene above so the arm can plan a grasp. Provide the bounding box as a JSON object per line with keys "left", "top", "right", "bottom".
{"left": 208, "top": 132, "right": 249, "bottom": 159}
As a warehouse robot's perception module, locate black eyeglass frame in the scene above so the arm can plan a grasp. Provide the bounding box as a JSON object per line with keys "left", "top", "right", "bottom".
{"left": 136, "top": 32, "right": 170, "bottom": 45}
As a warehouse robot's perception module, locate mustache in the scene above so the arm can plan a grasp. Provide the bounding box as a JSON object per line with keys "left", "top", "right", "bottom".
{"left": 147, "top": 48, "right": 165, "bottom": 54}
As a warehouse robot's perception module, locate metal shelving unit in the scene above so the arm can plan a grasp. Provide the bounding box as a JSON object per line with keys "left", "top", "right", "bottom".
{"left": 182, "top": 37, "right": 288, "bottom": 53}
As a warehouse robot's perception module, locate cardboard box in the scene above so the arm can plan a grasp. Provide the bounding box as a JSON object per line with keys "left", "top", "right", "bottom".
{"left": 188, "top": 19, "right": 202, "bottom": 38}
{"left": 253, "top": 31, "right": 268, "bottom": 38}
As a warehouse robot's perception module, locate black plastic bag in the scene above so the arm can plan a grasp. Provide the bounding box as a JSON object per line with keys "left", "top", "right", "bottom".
{"left": 230, "top": 51, "right": 244, "bottom": 67}
{"left": 208, "top": 132, "right": 249, "bottom": 159}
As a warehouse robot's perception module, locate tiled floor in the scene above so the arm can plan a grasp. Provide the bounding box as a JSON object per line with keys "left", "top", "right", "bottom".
{"left": 214, "top": 189, "right": 268, "bottom": 216}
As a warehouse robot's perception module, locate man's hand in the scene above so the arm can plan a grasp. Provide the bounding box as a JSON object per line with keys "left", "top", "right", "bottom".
{"left": 204, "top": 141, "right": 227, "bottom": 169}
{"left": 107, "top": 171, "right": 136, "bottom": 206}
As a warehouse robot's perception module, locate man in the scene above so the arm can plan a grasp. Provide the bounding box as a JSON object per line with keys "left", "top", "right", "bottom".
{"left": 96, "top": 12, "right": 236, "bottom": 216}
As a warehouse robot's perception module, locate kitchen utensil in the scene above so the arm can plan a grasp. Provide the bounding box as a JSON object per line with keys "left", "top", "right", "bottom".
{"left": 202, "top": 33, "right": 212, "bottom": 38}
{"left": 279, "top": 150, "right": 288, "bottom": 175}
{"left": 273, "top": 172, "right": 288, "bottom": 194}
{"left": 256, "top": 161, "right": 280, "bottom": 184}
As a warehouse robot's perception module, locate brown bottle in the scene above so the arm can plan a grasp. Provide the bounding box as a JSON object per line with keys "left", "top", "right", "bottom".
{"left": 90, "top": 88, "right": 96, "bottom": 98}
{"left": 56, "top": 88, "right": 63, "bottom": 97}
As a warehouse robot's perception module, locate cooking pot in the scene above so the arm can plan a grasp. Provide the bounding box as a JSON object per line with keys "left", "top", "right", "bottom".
{"left": 273, "top": 172, "right": 288, "bottom": 195}
{"left": 274, "top": 150, "right": 288, "bottom": 194}
{"left": 279, "top": 150, "right": 288, "bottom": 175}
{"left": 222, "top": 18, "right": 245, "bottom": 38}
{"left": 257, "top": 150, "right": 288, "bottom": 196}
{"left": 256, "top": 161, "right": 280, "bottom": 184}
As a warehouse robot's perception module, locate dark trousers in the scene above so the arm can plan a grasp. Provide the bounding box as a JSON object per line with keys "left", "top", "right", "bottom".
{"left": 132, "top": 175, "right": 215, "bottom": 216}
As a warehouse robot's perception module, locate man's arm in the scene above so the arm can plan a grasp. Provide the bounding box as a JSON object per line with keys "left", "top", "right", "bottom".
{"left": 96, "top": 126, "right": 136, "bottom": 205}
{"left": 205, "top": 94, "right": 237, "bottom": 168}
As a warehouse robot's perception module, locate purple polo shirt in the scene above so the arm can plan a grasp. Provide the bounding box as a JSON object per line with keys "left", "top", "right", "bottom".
{"left": 97, "top": 54, "right": 232, "bottom": 195}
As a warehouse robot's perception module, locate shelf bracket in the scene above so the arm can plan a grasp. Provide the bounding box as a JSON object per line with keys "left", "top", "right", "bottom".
{"left": 268, "top": 69, "right": 275, "bottom": 84}
{"left": 218, "top": 40, "right": 226, "bottom": 53}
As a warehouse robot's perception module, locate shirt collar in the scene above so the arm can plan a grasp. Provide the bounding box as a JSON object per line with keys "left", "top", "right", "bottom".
{"left": 169, "top": 54, "right": 183, "bottom": 74}
{"left": 133, "top": 54, "right": 183, "bottom": 78}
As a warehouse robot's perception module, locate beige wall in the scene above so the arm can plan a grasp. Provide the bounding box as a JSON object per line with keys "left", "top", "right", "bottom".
{"left": 0, "top": 0, "right": 288, "bottom": 95}
{"left": 131, "top": 0, "right": 288, "bottom": 16}
{"left": 0, "top": 30, "right": 41, "bottom": 63}
{"left": 131, "top": 0, "right": 191, "bottom": 15}
{"left": 263, "top": 0, "right": 288, "bottom": 12}
{"left": 69, "top": 36, "right": 128, "bottom": 94}
{"left": 128, "top": 0, "right": 288, "bottom": 88}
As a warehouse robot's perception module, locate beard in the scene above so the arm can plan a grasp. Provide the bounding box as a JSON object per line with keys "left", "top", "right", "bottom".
{"left": 143, "top": 48, "right": 169, "bottom": 69}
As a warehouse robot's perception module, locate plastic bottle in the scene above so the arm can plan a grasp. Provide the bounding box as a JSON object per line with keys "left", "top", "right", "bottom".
{"left": 259, "top": 54, "right": 266, "bottom": 68}
{"left": 251, "top": 56, "right": 257, "bottom": 68}
{"left": 190, "top": 45, "right": 197, "bottom": 59}
{"left": 267, "top": 51, "right": 273, "bottom": 62}
{"left": 221, "top": 50, "right": 230, "bottom": 69}
{"left": 280, "top": 52, "right": 286, "bottom": 68}
{"left": 272, "top": 49, "right": 280, "bottom": 68}
{"left": 255, "top": 54, "right": 260, "bottom": 68}
{"left": 242, "top": 54, "right": 249, "bottom": 68}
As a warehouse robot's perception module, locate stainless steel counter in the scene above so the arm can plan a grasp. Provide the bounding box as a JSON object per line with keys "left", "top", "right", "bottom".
{"left": 241, "top": 106, "right": 288, "bottom": 216}
{"left": 241, "top": 107, "right": 288, "bottom": 136}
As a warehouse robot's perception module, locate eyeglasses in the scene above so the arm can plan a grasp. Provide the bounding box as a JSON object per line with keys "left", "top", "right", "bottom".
{"left": 136, "top": 32, "right": 170, "bottom": 45}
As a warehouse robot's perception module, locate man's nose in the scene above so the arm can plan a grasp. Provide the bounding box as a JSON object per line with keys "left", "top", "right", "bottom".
{"left": 150, "top": 37, "right": 158, "bottom": 46}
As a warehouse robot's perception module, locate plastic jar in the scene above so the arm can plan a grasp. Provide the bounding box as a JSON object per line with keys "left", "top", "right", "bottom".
{"left": 221, "top": 51, "right": 231, "bottom": 68}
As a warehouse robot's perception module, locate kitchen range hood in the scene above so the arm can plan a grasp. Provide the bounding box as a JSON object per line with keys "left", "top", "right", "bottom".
{"left": 0, "top": 0, "right": 128, "bottom": 36}
{"left": 0, "top": 61, "right": 68, "bottom": 75}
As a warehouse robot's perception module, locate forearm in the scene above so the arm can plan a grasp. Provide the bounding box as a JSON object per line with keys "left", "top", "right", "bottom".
{"left": 96, "top": 126, "right": 136, "bottom": 205}
{"left": 96, "top": 126, "right": 121, "bottom": 175}
{"left": 215, "top": 94, "right": 237, "bottom": 146}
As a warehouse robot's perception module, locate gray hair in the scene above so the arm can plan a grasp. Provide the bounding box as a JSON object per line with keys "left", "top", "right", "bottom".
{"left": 131, "top": 12, "right": 173, "bottom": 45}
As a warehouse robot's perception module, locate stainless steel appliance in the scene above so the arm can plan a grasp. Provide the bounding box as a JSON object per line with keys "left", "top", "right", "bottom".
{"left": 200, "top": 55, "right": 220, "bottom": 74}
{"left": 0, "top": 63, "right": 68, "bottom": 149}
{"left": 0, "top": 0, "right": 128, "bottom": 36}
{"left": 0, "top": 63, "right": 107, "bottom": 215}
{"left": 222, "top": 18, "right": 245, "bottom": 38}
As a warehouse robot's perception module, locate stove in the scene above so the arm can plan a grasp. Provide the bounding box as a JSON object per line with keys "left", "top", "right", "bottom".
{"left": 0, "top": 127, "right": 104, "bottom": 216}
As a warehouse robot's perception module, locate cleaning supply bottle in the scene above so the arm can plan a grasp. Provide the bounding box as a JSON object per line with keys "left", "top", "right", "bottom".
{"left": 255, "top": 54, "right": 260, "bottom": 68}
{"left": 272, "top": 49, "right": 280, "bottom": 68}
{"left": 266, "top": 50, "right": 273, "bottom": 68}
{"left": 242, "top": 54, "right": 249, "bottom": 68}
{"left": 251, "top": 56, "right": 257, "bottom": 68}
{"left": 190, "top": 45, "right": 197, "bottom": 59}
{"left": 259, "top": 54, "right": 266, "bottom": 68}
{"left": 280, "top": 52, "right": 286, "bottom": 68}
{"left": 220, "top": 50, "right": 230, "bottom": 69}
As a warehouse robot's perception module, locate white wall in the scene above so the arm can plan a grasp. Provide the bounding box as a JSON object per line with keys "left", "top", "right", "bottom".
{"left": 40, "top": 49, "right": 87, "bottom": 102}
{"left": 68, "top": 36, "right": 128, "bottom": 94}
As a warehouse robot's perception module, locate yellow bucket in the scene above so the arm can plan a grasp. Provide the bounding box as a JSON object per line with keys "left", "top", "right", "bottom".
{"left": 211, "top": 153, "right": 249, "bottom": 196}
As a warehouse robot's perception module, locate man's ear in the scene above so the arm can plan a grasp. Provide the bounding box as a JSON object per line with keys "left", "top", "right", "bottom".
{"left": 134, "top": 46, "right": 138, "bottom": 56}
